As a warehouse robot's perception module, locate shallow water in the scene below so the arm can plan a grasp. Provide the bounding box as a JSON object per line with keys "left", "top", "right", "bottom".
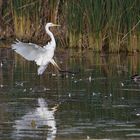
{"left": 0, "top": 46, "right": 140, "bottom": 140}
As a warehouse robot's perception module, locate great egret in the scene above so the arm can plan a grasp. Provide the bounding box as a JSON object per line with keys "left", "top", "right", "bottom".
{"left": 12, "top": 23, "right": 61, "bottom": 75}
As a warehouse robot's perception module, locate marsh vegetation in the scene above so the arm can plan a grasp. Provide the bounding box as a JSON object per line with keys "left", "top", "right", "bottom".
{"left": 0, "top": 0, "right": 140, "bottom": 52}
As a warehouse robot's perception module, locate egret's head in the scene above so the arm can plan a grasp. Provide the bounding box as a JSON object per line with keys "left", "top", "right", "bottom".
{"left": 46, "top": 23, "right": 60, "bottom": 28}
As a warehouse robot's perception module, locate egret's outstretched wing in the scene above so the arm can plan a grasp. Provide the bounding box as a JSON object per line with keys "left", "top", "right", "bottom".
{"left": 12, "top": 40, "right": 45, "bottom": 61}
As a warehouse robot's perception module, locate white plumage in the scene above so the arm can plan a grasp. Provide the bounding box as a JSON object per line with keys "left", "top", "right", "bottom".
{"left": 12, "top": 23, "right": 61, "bottom": 75}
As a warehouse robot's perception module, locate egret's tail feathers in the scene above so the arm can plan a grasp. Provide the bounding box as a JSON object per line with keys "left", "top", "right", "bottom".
{"left": 38, "top": 65, "right": 47, "bottom": 75}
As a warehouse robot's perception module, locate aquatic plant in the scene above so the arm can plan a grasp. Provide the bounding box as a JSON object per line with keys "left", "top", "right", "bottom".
{"left": 0, "top": 0, "right": 140, "bottom": 52}
{"left": 68, "top": 0, "right": 140, "bottom": 52}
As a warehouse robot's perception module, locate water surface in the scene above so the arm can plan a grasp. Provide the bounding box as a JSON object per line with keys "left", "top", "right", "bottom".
{"left": 0, "top": 46, "right": 140, "bottom": 140}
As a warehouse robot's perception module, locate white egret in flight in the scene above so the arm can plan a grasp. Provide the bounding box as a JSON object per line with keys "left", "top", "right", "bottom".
{"left": 12, "top": 23, "right": 61, "bottom": 75}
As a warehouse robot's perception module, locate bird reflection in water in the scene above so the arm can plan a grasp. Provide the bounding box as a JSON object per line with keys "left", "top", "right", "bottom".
{"left": 12, "top": 98, "right": 59, "bottom": 140}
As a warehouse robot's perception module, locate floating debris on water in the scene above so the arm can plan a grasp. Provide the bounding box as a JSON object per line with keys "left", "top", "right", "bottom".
{"left": 74, "top": 80, "right": 77, "bottom": 83}
{"left": 31, "top": 119, "right": 37, "bottom": 128}
{"left": 92, "top": 92, "right": 96, "bottom": 96}
{"left": 0, "top": 84, "right": 4, "bottom": 88}
{"left": 52, "top": 73, "right": 57, "bottom": 77}
{"left": 121, "top": 82, "right": 124, "bottom": 86}
{"left": 15, "top": 81, "right": 24, "bottom": 87}
{"left": 109, "top": 93, "right": 112, "bottom": 97}
{"left": 0, "top": 62, "right": 3, "bottom": 67}
{"left": 86, "top": 135, "right": 90, "bottom": 139}
{"left": 23, "top": 89, "right": 27, "bottom": 92}
{"left": 68, "top": 93, "right": 71, "bottom": 97}
{"left": 136, "top": 113, "right": 140, "bottom": 116}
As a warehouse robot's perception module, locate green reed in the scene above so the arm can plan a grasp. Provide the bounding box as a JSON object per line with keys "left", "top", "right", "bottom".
{"left": 62, "top": 0, "right": 139, "bottom": 52}
{"left": 66, "top": 0, "right": 84, "bottom": 48}
{"left": 11, "top": 0, "right": 41, "bottom": 40}
{"left": 1, "top": 0, "right": 140, "bottom": 52}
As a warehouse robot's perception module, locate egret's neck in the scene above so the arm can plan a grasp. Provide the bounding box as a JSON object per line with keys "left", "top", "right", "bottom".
{"left": 45, "top": 26, "right": 55, "bottom": 45}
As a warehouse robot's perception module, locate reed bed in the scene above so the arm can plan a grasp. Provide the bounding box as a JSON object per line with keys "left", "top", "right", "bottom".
{"left": 0, "top": 0, "right": 140, "bottom": 52}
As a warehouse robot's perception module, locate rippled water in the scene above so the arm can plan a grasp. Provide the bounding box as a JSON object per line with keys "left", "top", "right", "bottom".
{"left": 0, "top": 46, "right": 140, "bottom": 140}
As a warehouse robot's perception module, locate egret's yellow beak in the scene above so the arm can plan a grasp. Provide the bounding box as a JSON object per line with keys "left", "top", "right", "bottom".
{"left": 53, "top": 24, "right": 61, "bottom": 26}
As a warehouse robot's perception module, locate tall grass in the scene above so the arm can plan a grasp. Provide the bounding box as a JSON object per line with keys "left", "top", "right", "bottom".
{"left": 66, "top": 0, "right": 83, "bottom": 48}
{"left": 63, "top": 0, "right": 140, "bottom": 52}
{"left": 11, "top": 0, "right": 42, "bottom": 40}
{"left": 0, "top": 0, "right": 140, "bottom": 52}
